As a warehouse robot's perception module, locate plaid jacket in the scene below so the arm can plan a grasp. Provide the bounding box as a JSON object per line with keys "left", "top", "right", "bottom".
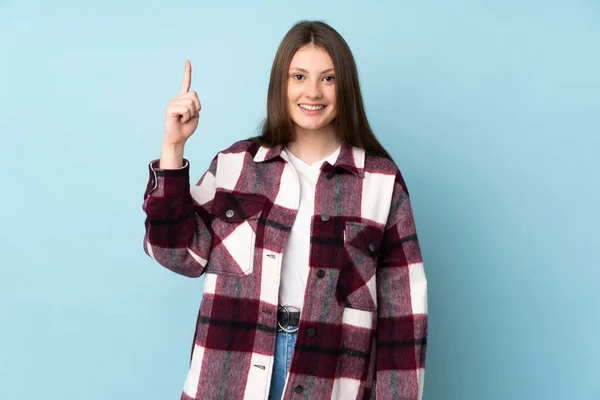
{"left": 142, "top": 139, "right": 428, "bottom": 400}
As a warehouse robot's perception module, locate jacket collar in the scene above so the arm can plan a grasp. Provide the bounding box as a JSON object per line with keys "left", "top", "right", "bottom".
{"left": 253, "top": 141, "right": 365, "bottom": 178}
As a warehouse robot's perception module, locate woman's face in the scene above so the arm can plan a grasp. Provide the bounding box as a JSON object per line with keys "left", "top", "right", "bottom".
{"left": 287, "top": 45, "right": 337, "bottom": 134}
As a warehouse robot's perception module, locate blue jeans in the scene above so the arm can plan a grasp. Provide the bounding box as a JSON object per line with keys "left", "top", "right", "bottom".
{"left": 268, "top": 326, "right": 298, "bottom": 400}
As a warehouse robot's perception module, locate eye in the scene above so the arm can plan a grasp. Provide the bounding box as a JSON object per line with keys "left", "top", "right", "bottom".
{"left": 323, "top": 75, "right": 335, "bottom": 83}
{"left": 292, "top": 74, "right": 304, "bottom": 80}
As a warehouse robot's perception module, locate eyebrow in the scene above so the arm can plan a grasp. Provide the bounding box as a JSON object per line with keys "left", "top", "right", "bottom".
{"left": 289, "top": 67, "right": 335, "bottom": 74}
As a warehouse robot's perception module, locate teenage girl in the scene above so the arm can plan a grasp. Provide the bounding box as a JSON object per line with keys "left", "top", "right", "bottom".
{"left": 143, "top": 20, "right": 428, "bottom": 400}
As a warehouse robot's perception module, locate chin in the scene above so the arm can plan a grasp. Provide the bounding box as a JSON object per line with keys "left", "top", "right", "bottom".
{"left": 296, "top": 123, "right": 326, "bottom": 131}
{"left": 293, "top": 118, "right": 336, "bottom": 132}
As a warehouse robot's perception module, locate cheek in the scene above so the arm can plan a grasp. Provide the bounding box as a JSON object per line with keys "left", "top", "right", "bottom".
{"left": 326, "top": 89, "right": 336, "bottom": 106}
{"left": 329, "top": 106, "right": 338, "bottom": 120}
{"left": 287, "top": 85, "right": 300, "bottom": 103}
{"left": 327, "top": 92, "right": 337, "bottom": 113}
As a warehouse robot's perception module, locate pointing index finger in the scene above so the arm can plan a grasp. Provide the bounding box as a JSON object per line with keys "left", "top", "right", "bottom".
{"left": 179, "top": 60, "right": 191, "bottom": 94}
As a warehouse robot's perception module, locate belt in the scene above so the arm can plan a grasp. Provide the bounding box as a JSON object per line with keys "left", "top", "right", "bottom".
{"left": 277, "top": 305, "right": 300, "bottom": 332}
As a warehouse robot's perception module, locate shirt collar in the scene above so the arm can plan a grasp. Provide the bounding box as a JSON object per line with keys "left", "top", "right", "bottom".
{"left": 253, "top": 141, "right": 365, "bottom": 178}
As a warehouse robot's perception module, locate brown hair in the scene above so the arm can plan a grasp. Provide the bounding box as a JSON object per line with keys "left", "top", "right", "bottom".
{"left": 252, "top": 20, "right": 392, "bottom": 159}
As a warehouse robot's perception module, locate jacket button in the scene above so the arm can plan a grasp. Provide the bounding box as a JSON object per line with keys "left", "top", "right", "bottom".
{"left": 307, "top": 328, "right": 316, "bottom": 337}
{"left": 326, "top": 170, "right": 334, "bottom": 179}
{"left": 316, "top": 269, "right": 325, "bottom": 278}
{"left": 225, "top": 209, "right": 235, "bottom": 218}
{"left": 294, "top": 385, "right": 304, "bottom": 394}
{"left": 368, "top": 243, "right": 376, "bottom": 253}
{"left": 320, "top": 214, "right": 330, "bottom": 222}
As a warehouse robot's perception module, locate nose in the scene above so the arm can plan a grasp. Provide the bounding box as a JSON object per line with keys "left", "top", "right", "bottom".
{"left": 306, "top": 78, "right": 323, "bottom": 99}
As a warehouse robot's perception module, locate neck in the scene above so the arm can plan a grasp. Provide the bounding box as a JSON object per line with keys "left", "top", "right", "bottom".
{"left": 287, "top": 123, "right": 341, "bottom": 165}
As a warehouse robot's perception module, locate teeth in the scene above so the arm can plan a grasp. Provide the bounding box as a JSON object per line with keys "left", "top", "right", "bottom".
{"left": 299, "top": 104, "right": 324, "bottom": 111}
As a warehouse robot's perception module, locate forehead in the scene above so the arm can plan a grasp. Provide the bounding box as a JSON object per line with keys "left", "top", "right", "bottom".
{"left": 289, "top": 45, "right": 334, "bottom": 70}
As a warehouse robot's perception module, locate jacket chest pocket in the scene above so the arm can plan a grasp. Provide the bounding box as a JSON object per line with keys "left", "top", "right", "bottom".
{"left": 206, "top": 190, "right": 264, "bottom": 276}
{"left": 336, "top": 221, "right": 383, "bottom": 312}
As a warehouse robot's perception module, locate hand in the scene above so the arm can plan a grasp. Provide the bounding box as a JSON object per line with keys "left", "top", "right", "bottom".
{"left": 163, "top": 60, "right": 202, "bottom": 146}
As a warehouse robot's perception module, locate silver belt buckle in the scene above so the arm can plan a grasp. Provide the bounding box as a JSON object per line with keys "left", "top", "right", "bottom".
{"left": 277, "top": 304, "right": 300, "bottom": 333}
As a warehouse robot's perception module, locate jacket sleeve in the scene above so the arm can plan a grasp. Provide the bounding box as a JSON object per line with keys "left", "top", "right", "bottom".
{"left": 141, "top": 156, "right": 218, "bottom": 278}
{"left": 375, "top": 171, "right": 428, "bottom": 400}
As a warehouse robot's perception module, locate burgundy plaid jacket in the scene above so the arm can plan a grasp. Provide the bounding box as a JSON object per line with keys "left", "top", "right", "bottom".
{"left": 142, "top": 139, "right": 428, "bottom": 400}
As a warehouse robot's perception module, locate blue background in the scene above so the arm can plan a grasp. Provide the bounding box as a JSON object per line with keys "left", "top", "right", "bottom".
{"left": 1, "top": 1, "right": 598, "bottom": 399}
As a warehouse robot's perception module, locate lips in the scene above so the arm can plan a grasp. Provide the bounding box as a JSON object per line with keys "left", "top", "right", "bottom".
{"left": 299, "top": 104, "right": 326, "bottom": 111}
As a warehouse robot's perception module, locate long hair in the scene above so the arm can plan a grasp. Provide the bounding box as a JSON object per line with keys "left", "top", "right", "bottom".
{"left": 252, "top": 20, "right": 392, "bottom": 159}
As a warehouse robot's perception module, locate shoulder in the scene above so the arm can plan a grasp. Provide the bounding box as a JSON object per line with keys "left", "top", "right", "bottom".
{"left": 363, "top": 150, "right": 398, "bottom": 174}
{"left": 214, "top": 138, "right": 261, "bottom": 157}
{"left": 203, "top": 138, "right": 263, "bottom": 168}
{"left": 363, "top": 149, "right": 409, "bottom": 195}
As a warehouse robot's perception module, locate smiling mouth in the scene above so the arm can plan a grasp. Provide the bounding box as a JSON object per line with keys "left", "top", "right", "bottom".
{"left": 298, "top": 104, "right": 326, "bottom": 111}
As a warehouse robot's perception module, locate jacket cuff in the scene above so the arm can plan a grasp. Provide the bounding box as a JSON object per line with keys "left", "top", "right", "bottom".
{"left": 144, "top": 159, "right": 190, "bottom": 198}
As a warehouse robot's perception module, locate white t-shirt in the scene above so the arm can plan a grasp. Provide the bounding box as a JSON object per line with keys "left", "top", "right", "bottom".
{"left": 279, "top": 145, "right": 341, "bottom": 309}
